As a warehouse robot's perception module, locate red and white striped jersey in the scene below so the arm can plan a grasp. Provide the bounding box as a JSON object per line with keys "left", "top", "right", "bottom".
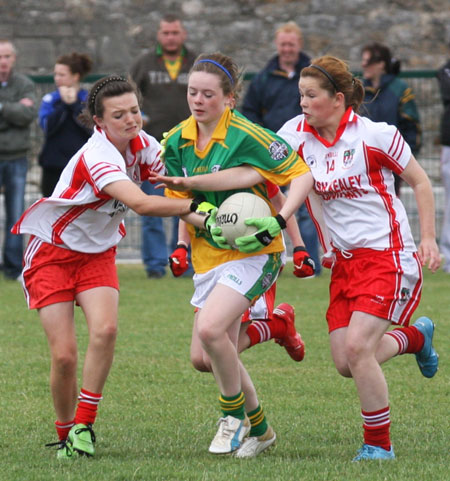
{"left": 13, "top": 127, "right": 164, "bottom": 253}
{"left": 278, "top": 108, "right": 416, "bottom": 252}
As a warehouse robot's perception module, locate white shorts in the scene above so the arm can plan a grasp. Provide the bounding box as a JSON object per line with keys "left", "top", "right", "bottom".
{"left": 191, "top": 252, "right": 284, "bottom": 309}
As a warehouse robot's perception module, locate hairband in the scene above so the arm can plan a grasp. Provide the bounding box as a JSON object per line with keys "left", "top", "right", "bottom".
{"left": 89, "top": 75, "right": 128, "bottom": 110}
{"left": 195, "top": 59, "right": 234, "bottom": 85}
{"left": 309, "top": 64, "right": 339, "bottom": 91}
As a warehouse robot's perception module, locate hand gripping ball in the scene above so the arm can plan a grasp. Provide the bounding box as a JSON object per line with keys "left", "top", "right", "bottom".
{"left": 216, "top": 192, "right": 271, "bottom": 249}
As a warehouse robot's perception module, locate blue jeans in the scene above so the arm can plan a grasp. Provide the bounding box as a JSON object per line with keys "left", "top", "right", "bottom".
{"left": 0, "top": 157, "right": 27, "bottom": 278}
{"left": 141, "top": 180, "right": 168, "bottom": 275}
{"left": 297, "top": 203, "right": 322, "bottom": 275}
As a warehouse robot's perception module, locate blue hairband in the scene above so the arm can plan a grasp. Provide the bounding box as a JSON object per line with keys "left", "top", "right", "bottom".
{"left": 195, "top": 59, "right": 234, "bottom": 84}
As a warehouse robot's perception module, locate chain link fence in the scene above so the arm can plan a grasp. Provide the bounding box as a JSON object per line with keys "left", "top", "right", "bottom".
{"left": 0, "top": 71, "right": 445, "bottom": 262}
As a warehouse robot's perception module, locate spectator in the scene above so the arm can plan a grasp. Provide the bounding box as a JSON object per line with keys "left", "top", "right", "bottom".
{"left": 38, "top": 52, "right": 93, "bottom": 197}
{"left": 360, "top": 42, "right": 421, "bottom": 196}
{"left": 241, "top": 21, "right": 321, "bottom": 275}
{"left": 130, "top": 13, "right": 197, "bottom": 278}
{"left": 0, "top": 39, "right": 37, "bottom": 281}
{"left": 436, "top": 58, "right": 450, "bottom": 273}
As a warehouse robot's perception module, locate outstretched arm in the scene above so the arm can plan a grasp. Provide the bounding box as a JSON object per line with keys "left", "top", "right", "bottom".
{"left": 148, "top": 166, "right": 264, "bottom": 192}
{"left": 400, "top": 155, "right": 440, "bottom": 272}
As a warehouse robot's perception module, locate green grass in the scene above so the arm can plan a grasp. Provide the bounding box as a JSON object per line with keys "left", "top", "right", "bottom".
{"left": 0, "top": 264, "right": 448, "bottom": 481}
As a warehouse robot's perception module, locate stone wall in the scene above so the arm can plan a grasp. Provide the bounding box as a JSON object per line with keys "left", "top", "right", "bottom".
{"left": 0, "top": 0, "right": 448, "bottom": 75}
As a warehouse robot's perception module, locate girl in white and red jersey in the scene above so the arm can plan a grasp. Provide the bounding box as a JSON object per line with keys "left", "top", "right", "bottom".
{"left": 275, "top": 56, "right": 440, "bottom": 461}
{"left": 12, "top": 75, "right": 197, "bottom": 459}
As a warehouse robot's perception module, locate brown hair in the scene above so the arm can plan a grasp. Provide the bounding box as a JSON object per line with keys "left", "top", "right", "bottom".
{"left": 190, "top": 52, "right": 243, "bottom": 103}
{"left": 55, "top": 52, "right": 93, "bottom": 79}
{"left": 361, "top": 42, "right": 401, "bottom": 75}
{"left": 301, "top": 55, "right": 365, "bottom": 113}
{"left": 79, "top": 75, "right": 141, "bottom": 127}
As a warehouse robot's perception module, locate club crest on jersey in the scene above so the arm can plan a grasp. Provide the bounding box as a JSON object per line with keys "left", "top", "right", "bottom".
{"left": 342, "top": 149, "right": 355, "bottom": 169}
{"left": 305, "top": 155, "right": 317, "bottom": 168}
{"left": 268, "top": 141, "right": 289, "bottom": 161}
{"left": 211, "top": 164, "right": 221, "bottom": 173}
{"left": 399, "top": 287, "right": 411, "bottom": 305}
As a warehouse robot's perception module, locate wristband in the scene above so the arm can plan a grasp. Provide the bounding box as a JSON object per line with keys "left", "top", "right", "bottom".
{"left": 293, "top": 246, "right": 307, "bottom": 253}
{"left": 275, "top": 213, "right": 287, "bottom": 230}
{"left": 176, "top": 242, "right": 188, "bottom": 251}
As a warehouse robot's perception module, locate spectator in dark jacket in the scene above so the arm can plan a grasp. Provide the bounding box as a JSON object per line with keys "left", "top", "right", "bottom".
{"left": 38, "top": 52, "right": 93, "bottom": 196}
{"left": 360, "top": 42, "right": 421, "bottom": 196}
{"left": 0, "top": 39, "right": 37, "bottom": 281}
{"left": 436, "top": 58, "right": 450, "bottom": 272}
{"left": 241, "top": 22, "right": 321, "bottom": 275}
{"left": 242, "top": 21, "right": 311, "bottom": 133}
{"left": 130, "top": 14, "right": 197, "bottom": 278}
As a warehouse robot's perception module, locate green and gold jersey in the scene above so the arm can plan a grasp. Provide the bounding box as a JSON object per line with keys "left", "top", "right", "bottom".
{"left": 164, "top": 107, "right": 310, "bottom": 273}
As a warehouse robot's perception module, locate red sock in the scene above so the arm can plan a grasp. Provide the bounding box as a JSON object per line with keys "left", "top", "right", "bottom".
{"left": 386, "top": 326, "right": 424, "bottom": 354}
{"left": 55, "top": 419, "right": 75, "bottom": 441}
{"left": 74, "top": 388, "right": 103, "bottom": 426}
{"left": 362, "top": 406, "right": 391, "bottom": 450}
{"left": 246, "top": 317, "right": 286, "bottom": 347}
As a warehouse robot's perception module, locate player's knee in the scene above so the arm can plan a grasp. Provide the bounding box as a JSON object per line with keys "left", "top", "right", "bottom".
{"left": 90, "top": 321, "right": 118, "bottom": 346}
{"left": 190, "top": 354, "right": 211, "bottom": 373}
{"left": 52, "top": 348, "right": 77, "bottom": 375}
{"left": 196, "top": 323, "right": 218, "bottom": 348}
{"left": 334, "top": 361, "right": 352, "bottom": 378}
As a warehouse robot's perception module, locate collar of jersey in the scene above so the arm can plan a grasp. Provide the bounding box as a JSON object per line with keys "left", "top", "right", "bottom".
{"left": 181, "top": 108, "right": 231, "bottom": 156}
{"left": 95, "top": 126, "right": 150, "bottom": 155}
{"left": 300, "top": 107, "right": 356, "bottom": 147}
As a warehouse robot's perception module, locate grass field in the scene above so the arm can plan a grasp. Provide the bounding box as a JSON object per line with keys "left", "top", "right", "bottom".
{"left": 0, "top": 264, "right": 448, "bottom": 481}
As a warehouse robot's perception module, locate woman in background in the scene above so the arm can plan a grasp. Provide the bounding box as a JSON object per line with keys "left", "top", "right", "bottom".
{"left": 38, "top": 52, "right": 93, "bottom": 196}
{"left": 360, "top": 42, "right": 421, "bottom": 196}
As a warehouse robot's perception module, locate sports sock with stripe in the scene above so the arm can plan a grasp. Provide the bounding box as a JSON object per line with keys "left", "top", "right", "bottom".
{"left": 74, "top": 388, "right": 103, "bottom": 426}
{"left": 219, "top": 392, "right": 246, "bottom": 420}
{"left": 246, "top": 317, "right": 286, "bottom": 347}
{"left": 362, "top": 406, "right": 391, "bottom": 451}
{"left": 55, "top": 419, "right": 75, "bottom": 441}
{"left": 247, "top": 404, "right": 268, "bottom": 437}
{"left": 386, "top": 325, "right": 424, "bottom": 354}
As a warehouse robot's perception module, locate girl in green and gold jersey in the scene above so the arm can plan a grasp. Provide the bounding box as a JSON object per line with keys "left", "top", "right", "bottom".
{"left": 160, "top": 52, "right": 313, "bottom": 457}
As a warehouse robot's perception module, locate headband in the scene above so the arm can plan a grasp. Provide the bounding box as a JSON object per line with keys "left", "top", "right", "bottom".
{"left": 89, "top": 75, "right": 128, "bottom": 111}
{"left": 309, "top": 64, "right": 339, "bottom": 91}
{"left": 195, "top": 59, "right": 234, "bottom": 85}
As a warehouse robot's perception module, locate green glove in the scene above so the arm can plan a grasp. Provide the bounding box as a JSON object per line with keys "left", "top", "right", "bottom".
{"left": 235, "top": 214, "right": 287, "bottom": 253}
{"left": 196, "top": 201, "right": 216, "bottom": 216}
{"left": 204, "top": 208, "right": 232, "bottom": 250}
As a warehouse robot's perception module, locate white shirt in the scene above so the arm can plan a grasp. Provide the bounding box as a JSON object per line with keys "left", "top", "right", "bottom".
{"left": 13, "top": 127, "right": 165, "bottom": 253}
{"left": 278, "top": 109, "right": 416, "bottom": 252}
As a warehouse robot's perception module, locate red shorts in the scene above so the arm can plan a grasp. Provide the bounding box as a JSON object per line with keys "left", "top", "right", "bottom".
{"left": 22, "top": 236, "right": 119, "bottom": 309}
{"left": 326, "top": 249, "right": 422, "bottom": 333}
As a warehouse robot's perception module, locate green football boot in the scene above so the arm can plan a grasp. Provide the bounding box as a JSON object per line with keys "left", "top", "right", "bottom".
{"left": 68, "top": 423, "right": 96, "bottom": 456}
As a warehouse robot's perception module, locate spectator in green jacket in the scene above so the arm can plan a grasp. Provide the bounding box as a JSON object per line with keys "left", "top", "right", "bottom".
{"left": 0, "top": 39, "right": 37, "bottom": 281}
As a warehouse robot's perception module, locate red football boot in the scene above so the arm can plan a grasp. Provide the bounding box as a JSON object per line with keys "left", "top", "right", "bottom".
{"left": 273, "top": 303, "right": 305, "bottom": 362}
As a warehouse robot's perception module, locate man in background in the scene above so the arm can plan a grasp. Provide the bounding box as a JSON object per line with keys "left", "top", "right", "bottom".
{"left": 241, "top": 22, "right": 321, "bottom": 275}
{"left": 0, "top": 39, "right": 37, "bottom": 281}
{"left": 130, "top": 14, "right": 196, "bottom": 278}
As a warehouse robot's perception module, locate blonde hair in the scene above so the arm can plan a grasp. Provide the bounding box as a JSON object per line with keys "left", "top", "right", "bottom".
{"left": 275, "top": 21, "right": 303, "bottom": 41}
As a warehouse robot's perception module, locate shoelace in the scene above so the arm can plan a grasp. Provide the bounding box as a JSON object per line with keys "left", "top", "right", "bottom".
{"left": 45, "top": 439, "right": 71, "bottom": 452}
{"left": 216, "top": 417, "right": 238, "bottom": 439}
{"left": 75, "top": 424, "right": 96, "bottom": 443}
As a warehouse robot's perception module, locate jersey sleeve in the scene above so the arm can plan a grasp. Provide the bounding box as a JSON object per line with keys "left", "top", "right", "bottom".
{"left": 231, "top": 118, "right": 309, "bottom": 186}
{"left": 369, "top": 120, "right": 412, "bottom": 174}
